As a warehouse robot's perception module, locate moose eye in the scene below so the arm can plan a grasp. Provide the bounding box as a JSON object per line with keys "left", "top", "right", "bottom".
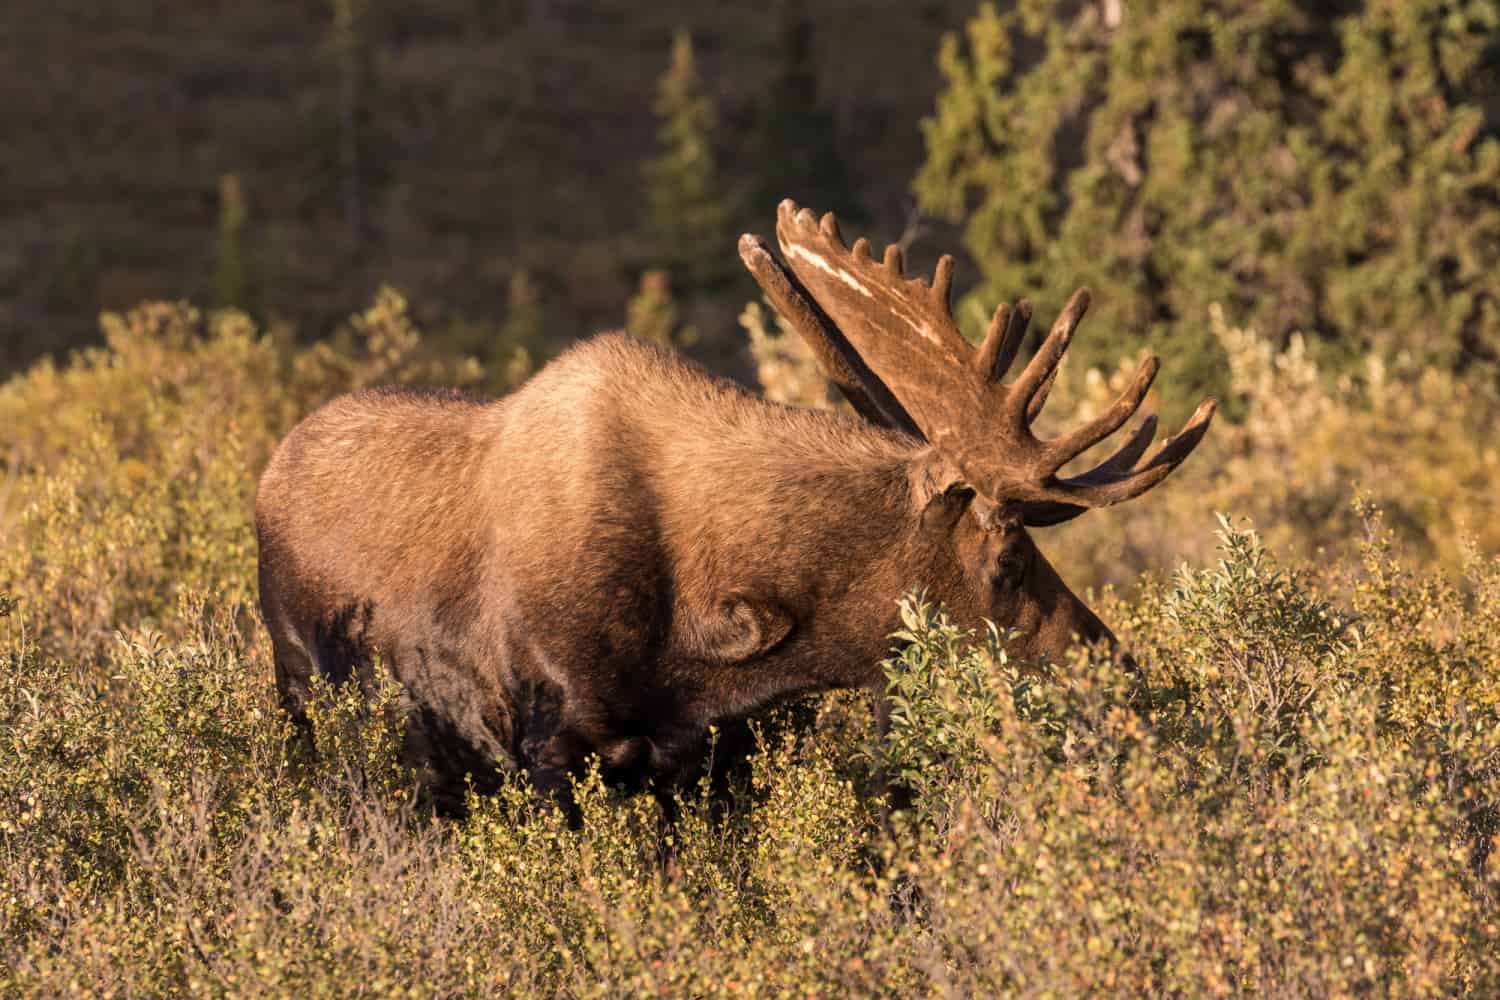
{"left": 992, "top": 547, "right": 1027, "bottom": 592}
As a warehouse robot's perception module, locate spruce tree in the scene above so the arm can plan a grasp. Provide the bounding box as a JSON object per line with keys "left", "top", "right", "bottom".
{"left": 214, "top": 172, "right": 253, "bottom": 311}
{"left": 642, "top": 30, "right": 736, "bottom": 292}
{"left": 498, "top": 269, "right": 546, "bottom": 358}
{"left": 748, "top": 0, "right": 864, "bottom": 222}
{"left": 330, "top": 0, "right": 365, "bottom": 249}
{"left": 323, "top": 0, "right": 390, "bottom": 257}
{"left": 915, "top": 1, "right": 1500, "bottom": 415}
{"left": 626, "top": 269, "right": 698, "bottom": 348}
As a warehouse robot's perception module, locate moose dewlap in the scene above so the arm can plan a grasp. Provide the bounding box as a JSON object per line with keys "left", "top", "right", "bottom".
{"left": 254, "top": 200, "right": 1215, "bottom": 810}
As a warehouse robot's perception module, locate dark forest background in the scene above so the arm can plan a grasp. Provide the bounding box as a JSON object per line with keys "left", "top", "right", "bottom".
{"left": 0, "top": 0, "right": 971, "bottom": 375}
{"left": 7, "top": 1, "right": 1500, "bottom": 418}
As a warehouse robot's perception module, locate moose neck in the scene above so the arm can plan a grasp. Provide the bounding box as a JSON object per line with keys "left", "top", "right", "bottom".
{"left": 657, "top": 403, "right": 931, "bottom": 679}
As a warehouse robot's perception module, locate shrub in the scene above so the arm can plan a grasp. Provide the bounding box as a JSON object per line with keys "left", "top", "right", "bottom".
{"left": 740, "top": 298, "right": 836, "bottom": 411}
{"left": 1045, "top": 306, "right": 1500, "bottom": 593}
{"left": 876, "top": 520, "right": 1500, "bottom": 995}
{"left": 3, "top": 296, "right": 1498, "bottom": 994}
{"left": 0, "top": 291, "right": 482, "bottom": 659}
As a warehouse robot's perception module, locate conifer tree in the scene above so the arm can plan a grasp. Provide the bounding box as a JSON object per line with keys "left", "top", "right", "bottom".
{"left": 748, "top": 0, "right": 864, "bottom": 222}
{"left": 626, "top": 270, "right": 697, "bottom": 348}
{"left": 324, "top": 0, "right": 389, "bottom": 256}
{"left": 494, "top": 269, "right": 543, "bottom": 389}
{"left": 214, "top": 173, "right": 253, "bottom": 311}
{"left": 915, "top": 1, "right": 1500, "bottom": 414}
{"left": 498, "top": 269, "right": 545, "bottom": 358}
{"left": 642, "top": 30, "right": 736, "bottom": 292}
{"left": 48, "top": 225, "right": 98, "bottom": 312}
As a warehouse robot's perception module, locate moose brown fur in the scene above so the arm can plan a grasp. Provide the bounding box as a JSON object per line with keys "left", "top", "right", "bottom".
{"left": 256, "top": 201, "right": 1214, "bottom": 810}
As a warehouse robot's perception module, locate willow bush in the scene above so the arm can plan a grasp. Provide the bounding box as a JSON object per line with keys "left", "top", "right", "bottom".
{"left": 0, "top": 291, "right": 488, "bottom": 658}
{"left": 1045, "top": 306, "right": 1500, "bottom": 593}
{"left": 2, "top": 299, "right": 1498, "bottom": 995}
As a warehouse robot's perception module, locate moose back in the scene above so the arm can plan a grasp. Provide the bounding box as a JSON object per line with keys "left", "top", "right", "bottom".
{"left": 255, "top": 201, "right": 1214, "bottom": 809}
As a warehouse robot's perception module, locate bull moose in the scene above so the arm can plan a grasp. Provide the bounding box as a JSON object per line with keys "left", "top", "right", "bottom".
{"left": 255, "top": 201, "right": 1215, "bottom": 810}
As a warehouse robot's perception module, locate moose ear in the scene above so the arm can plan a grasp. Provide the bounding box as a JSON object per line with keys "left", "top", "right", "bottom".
{"left": 910, "top": 451, "right": 975, "bottom": 532}
{"left": 918, "top": 482, "right": 976, "bottom": 533}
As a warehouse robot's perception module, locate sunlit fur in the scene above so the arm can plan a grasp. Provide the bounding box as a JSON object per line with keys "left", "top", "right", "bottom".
{"left": 256, "top": 333, "right": 1113, "bottom": 809}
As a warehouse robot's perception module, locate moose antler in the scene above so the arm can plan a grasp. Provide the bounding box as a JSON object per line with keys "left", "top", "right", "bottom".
{"left": 738, "top": 233, "right": 920, "bottom": 436}
{"left": 767, "top": 199, "right": 1216, "bottom": 525}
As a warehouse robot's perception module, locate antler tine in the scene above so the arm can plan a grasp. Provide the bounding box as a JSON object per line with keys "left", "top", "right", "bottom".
{"left": 1039, "top": 355, "right": 1160, "bottom": 475}
{"left": 974, "top": 303, "right": 1012, "bottom": 380}
{"left": 1026, "top": 366, "right": 1059, "bottom": 424}
{"left": 1134, "top": 397, "right": 1216, "bottom": 473}
{"left": 1010, "top": 288, "right": 1090, "bottom": 419}
{"left": 819, "top": 212, "right": 842, "bottom": 242}
{"left": 1055, "top": 399, "right": 1216, "bottom": 502}
{"left": 973, "top": 299, "right": 1031, "bottom": 383}
{"left": 1093, "top": 413, "right": 1159, "bottom": 477}
{"left": 882, "top": 244, "right": 905, "bottom": 274}
{"left": 932, "top": 255, "right": 955, "bottom": 307}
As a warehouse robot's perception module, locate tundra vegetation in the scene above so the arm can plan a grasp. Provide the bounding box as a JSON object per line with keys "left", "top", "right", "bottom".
{"left": 5, "top": 0, "right": 1500, "bottom": 993}
{"left": 2, "top": 294, "right": 1499, "bottom": 995}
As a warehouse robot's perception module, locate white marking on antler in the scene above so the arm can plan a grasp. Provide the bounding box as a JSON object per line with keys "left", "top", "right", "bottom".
{"left": 889, "top": 305, "right": 942, "bottom": 348}
{"left": 786, "top": 243, "right": 959, "bottom": 358}
{"left": 785, "top": 244, "right": 874, "bottom": 299}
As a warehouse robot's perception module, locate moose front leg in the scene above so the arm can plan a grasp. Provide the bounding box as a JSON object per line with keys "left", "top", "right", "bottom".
{"left": 509, "top": 677, "right": 682, "bottom": 824}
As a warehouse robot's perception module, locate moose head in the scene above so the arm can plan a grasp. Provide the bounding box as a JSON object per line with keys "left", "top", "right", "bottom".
{"left": 739, "top": 200, "right": 1216, "bottom": 669}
